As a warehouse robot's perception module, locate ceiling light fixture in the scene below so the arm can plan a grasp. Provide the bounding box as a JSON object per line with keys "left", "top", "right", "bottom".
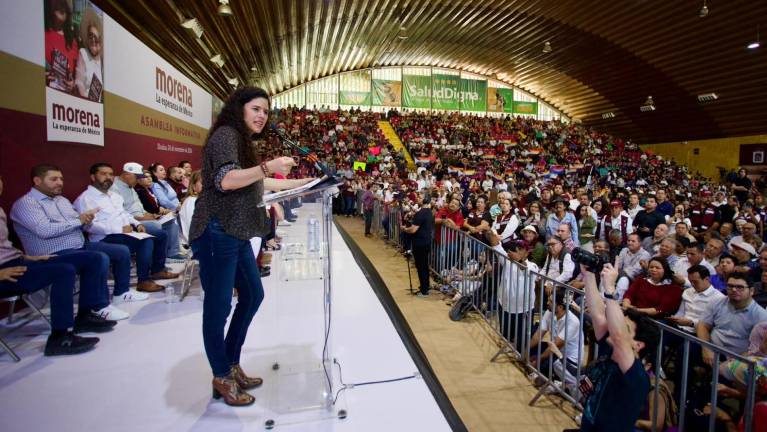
{"left": 181, "top": 18, "right": 203, "bottom": 38}
{"left": 397, "top": 35, "right": 408, "bottom": 40}
{"left": 747, "top": 25, "right": 761, "bottom": 49}
{"left": 697, "top": 92, "right": 719, "bottom": 102}
{"left": 601, "top": 112, "right": 616, "bottom": 119}
{"left": 699, "top": 0, "right": 709, "bottom": 18}
{"left": 210, "top": 54, "right": 225, "bottom": 68}
{"left": 227, "top": 77, "right": 239, "bottom": 87}
{"left": 218, "top": 0, "right": 233, "bottom": 17}
{"left": 640, "top": 95, "right": 656, "bottom": 112}
{"left": 542, "top": 41, "right": 552, "bottom": 53}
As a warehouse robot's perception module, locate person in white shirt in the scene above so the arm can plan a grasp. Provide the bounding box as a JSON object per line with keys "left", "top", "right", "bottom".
{"left": 667, "top": 265, "right": 725, "bottom": 333}
{"left": 74, "top": 163, "right": 178, "bottom": 293}
{"left": 529, "top": 287, "right": 584, "bottom": 384}
{"left": 496, "top": 241, "right": 538, "bottom": 351}
{"left": 626, "top": 193, "right": 643, "bottom": 219}
{"left": 541, "top": 235, "right": 575, "bottom": 295}
{"left": 615, "top": 233, "right": 652, "bottom": 300}
{"left": 596, "top": 201, "right": 633, "bottom": 243}
{"left": 178, "top": 170, "right": 201, "bottom": 245}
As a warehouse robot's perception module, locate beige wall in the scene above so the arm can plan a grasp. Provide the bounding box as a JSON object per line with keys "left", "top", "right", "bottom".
{"left": 641, "top": 135, "right": 767, "bottom": 181}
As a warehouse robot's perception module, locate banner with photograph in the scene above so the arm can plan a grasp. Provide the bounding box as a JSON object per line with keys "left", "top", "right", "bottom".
{"left": 44, "top": 0, "right": 104, "bottom": 145}
{"left": 513, "top": 100, "right": 538, "bottom": 115}
{"left": 372, "top": 79, "right": 401, "bottom": 107}
{"left": 432, "top": 74, "right": 459, "bottom": 110}
{"left": 459, "top": 78, "right": 487, "bottom": 111}
{"left": 487, "top": 87, "right": 513, "bottom": 113}
{"left": 339, "top": 90, "right": 371, "bottom": 106}
{"left": 402, "top": 75, "right": 431, "bottom": 109}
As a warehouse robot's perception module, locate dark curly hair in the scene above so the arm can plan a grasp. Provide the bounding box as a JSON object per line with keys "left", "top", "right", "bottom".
{"left": 207, "top": 86, "right": 271, "bottom": 169}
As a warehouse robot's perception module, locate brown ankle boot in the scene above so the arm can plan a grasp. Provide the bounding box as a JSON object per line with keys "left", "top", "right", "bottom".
{"left": 231, "top": 364, "right": 263, "bottom": 390}
{"left": 211, "top": 376, "right": 255, "bottom": 406}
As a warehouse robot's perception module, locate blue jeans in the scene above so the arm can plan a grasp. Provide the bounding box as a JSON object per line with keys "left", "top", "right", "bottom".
{"left": 0, "top": 251, "right": 109, "bottom": 329}
{"left": 83, "top": 242, "right": 132, "bottom": 296}
{"left": 344, "top": 196, "right": 355, "bottom": 216}
{"left": 192, "top": 219, "right": 265, "bottom": 377}
{"left": 143, "top": 220, "right": 180, "bottom": 256}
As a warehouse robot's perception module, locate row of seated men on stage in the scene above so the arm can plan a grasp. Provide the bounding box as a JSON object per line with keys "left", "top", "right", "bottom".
{"left": 0, "top": 161, "right": 201, "bottom": 356}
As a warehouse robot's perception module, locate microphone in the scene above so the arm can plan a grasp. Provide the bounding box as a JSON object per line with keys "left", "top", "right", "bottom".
{"left": 270, "top": 124, "right": 334, "bottom": 179}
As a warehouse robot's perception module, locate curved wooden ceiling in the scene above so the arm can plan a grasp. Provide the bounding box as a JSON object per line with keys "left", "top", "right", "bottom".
{"left": 93, "top": 0, "right": 767, "bottom": 144}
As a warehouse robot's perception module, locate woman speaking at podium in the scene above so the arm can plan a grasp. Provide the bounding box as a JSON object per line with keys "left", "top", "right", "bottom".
{"left": 190, "top": 87, "right": 312, "bottom": 406}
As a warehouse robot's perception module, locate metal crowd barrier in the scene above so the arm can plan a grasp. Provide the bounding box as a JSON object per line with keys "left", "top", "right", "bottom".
{"left": 422, "top": 224, "right": 759, "bottom": 432}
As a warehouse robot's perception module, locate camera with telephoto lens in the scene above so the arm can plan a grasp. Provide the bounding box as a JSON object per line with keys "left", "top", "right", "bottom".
{"left": 570, "top": 247, "right": 608, "bottom": 274}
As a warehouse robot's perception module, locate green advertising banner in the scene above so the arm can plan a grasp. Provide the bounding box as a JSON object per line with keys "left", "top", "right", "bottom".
{"left": 339, "top": 90, "right": 371, "bottom": 106}
{"left": 372, "top": 79, "right": 401, "bottom": 107}
{"left": 513, "top": 100, "right": 538, "bottom": 115}
{"left": 487, "top": 88, "right": 514, "bottom": 113}
{"left": 402, "top": 75, "right": 432, "bottom": 109}
{"left": 459, "top": 78, "right": 487, "bottom": 111}
{"left": 432, "top": 74, "right": 460, "bottom": 110}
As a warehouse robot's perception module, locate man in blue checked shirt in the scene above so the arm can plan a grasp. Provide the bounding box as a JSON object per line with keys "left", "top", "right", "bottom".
{"left": 9, "top": 165, "right": 130, "bottom": 321}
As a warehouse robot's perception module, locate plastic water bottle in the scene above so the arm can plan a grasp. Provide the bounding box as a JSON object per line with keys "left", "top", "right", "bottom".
{"left": 307, "top": 214, "right": 320, "bottom": 252}
{"left": 165, "top": 284, "right": 177, "bottom": 303}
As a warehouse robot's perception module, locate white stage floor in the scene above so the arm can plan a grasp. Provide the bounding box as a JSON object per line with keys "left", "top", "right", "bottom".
{"left": 0, "top": 205, "right": 451, "bottom": 432}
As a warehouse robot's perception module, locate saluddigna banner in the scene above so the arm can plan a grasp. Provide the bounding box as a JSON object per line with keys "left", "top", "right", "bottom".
{"left": 402, "top": 75, "right": 431, "bottom": 109}
{"left": 459, "top": 78, "right": 487, "bottom": 111}
{"left": 339, "top": 90, "right": 371, "bottom": 106}
{"left": 513, "top": 100, "right": 538, "bottom": 115}
{"left": 487, "top": 87, "right": 514, "bottom": 113}
{"left": 432, "top": 74, "right": 459, "bottom": 110}
{"left": 372, "top": 79, "right": 401, "bottom": 107}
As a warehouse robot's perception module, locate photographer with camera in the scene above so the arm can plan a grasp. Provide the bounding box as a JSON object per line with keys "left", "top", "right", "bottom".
{"left": 574, "top": 263, "right": 661, "bottom": 432}
{"left": 401, "top": 195, "right": 434, "bottom": 298}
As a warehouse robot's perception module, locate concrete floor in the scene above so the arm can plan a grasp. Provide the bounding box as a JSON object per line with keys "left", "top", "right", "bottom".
{"left": 335, "top": 216, "right": 578, "bottom": 432}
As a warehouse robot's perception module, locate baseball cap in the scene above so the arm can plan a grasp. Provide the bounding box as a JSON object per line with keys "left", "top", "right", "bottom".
{"left": 521, "top": 225, "right": 538, "bottom": 234}
{"left": 610, "top": 200, "right": 622, "bottom": 207}
{"left": 123, "top": 162, "right": 146, "bottom": 178}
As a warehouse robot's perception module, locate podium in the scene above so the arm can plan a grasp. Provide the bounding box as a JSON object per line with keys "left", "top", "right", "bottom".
{"left": 260, "top": 178, "right": 347, "bottom": 428}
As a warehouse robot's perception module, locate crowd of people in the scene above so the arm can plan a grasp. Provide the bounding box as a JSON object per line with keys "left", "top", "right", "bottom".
{"left": 3, "top": 99, "right": 767, "bottom": 429}
{"left": 265, "top": 106, "right": 767, "bottom": 431}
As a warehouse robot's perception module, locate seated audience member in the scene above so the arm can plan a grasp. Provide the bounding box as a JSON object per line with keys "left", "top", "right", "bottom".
{"left": 521, "top": 224, "right": 546, "bottom": 268}
{"left": 1, "top": 175, "right": 114, "bottom": 355}
{"left": 710, "top": 254, "right": 737, "bottom": 293}
{"left": 148, "top": 163, "right": 180, "bottom": 211}
{"left": 704, "top": 238, "right": 725, "bottom": 268}
{"left": 576, "top": 205, "right": 596, "bottom": 252}
{"left": 697, "top": 272, "right": 767, "bottom": 364}
{"left": 750, "top": 248, "right": 767, "bottom": 285}
{"left": 556, "top": 223, "right": 577, "bottom": 252}
{"left": 135, "top": 170, "right": 164, "bottom": 215}
{"left": 606, "top": 230, "right": 624, "bottom": 263}
{"left": 615, "top": 233, "right": 652, "bottom": 299}
{"left": 623, "top": 257, "right": 683, "bottom": 318}
{"left": 634, "top": 196, "right": 667, "bottom": 240}
{"left": 545, "top": 199, "right": 578, "bottom": 244}
{"left": 166, "top": 166, "right": 187, "bottom": 199}
{"left": 178, "top": 160, "right": 193, "bottom": 189}
{"left": 641, "top": 223, "right": 669, "bottom": 256}
{"left": 730, "top": 221, "right": 763, "bottom": 252}
{"left": 74, "top": 163, "right": 178, "bottom": 293}
{"left": 753, "top": 269, "right": 767, "bottom": 308}
{"left": 112, "top": 162, "right": 184, "bottom": 261}
{"left": 492, "top": 197, "right": 520, "bottom": 248}
{"left": 10, "top": 165, "right": 131, "bottom": 318}
{"left": 529, "top": 287, "right": 584, "bottom": 385}
{"left": 178, "top": 170, "right": 202, "bottom": 245}
{"left": 729, "top": 239, "right": 758, "bottom": 273}
{"left": 672, "top": 221, "right": 696, "bottom": 245}
{"left": 719, "top": 221, "right": 735, "bottom": 245}
{"left": 596, "top": 200, "right": 633, "bottom": 244}
{"left": 666, "top": 265, "right": 726, "bottom": 333}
